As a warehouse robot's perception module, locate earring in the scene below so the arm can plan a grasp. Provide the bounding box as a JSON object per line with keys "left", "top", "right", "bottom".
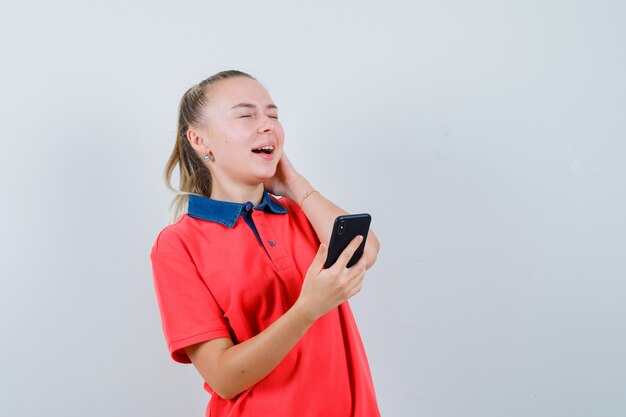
{"left": 204, "top": 151, "right": 214, "bottom": 162}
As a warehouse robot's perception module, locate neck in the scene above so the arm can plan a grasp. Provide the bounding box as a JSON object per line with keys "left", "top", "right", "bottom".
{"left": 210, "top": 177, "right": 265, "bottom": 206}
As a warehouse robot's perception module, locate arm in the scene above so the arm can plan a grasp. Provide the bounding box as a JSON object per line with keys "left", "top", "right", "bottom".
{"left": 185, "top": 237, "right": 367, "bottom": 399}
{"left": 185, "top": 302, "right": 313, "bottom": 400}
{"left": 286, "top": 176, "right": 380, "bottom": 269}
{"left": 266, "top": 153, "right": 381, "bottom": 269}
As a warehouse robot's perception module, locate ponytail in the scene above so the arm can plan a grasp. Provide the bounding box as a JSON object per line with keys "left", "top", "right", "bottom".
{"left": 164, "top": 70, "right": 256, "bottom": 222}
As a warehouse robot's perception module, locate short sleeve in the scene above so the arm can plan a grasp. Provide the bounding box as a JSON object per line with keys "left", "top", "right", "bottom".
{"left": 150, "top": 231, "right": 231, "bottom": 364}
{"left": 277, "top": 196, "right": 321, "bottom": 245}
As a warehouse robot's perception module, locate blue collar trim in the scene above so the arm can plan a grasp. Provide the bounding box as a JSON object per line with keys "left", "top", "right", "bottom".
{"left": 187, "top": 190, "right": 288, "bottom": 227}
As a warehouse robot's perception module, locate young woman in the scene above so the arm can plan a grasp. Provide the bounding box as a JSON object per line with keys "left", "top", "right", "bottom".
{"left": 150, "top": 70, "right": 381, "bottom": 417}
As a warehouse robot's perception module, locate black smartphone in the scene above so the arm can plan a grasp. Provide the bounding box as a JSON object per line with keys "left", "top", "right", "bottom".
{"left": 324, "top": 213, "right": 371, "bottom": 269}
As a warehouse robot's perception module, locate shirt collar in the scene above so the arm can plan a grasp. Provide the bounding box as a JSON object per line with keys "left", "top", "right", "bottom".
{"left": 187, "top": 189, "right": 288, "bottom": 227}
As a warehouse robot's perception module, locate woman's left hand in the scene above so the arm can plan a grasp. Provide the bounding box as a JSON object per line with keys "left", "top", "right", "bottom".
{"left": 264, "top": 152, "right": 307, "bottom": 201}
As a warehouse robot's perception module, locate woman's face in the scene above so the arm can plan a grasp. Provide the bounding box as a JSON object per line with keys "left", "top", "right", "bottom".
{"left": 200, "top": 76, "right": 284, "bottom": 188}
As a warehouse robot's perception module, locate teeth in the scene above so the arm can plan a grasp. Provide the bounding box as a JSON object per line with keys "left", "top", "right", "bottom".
{"left": 254, "top": 145, "right": 274, "bottom": 151}
{"left": 252, "top": 144, "right": 275, "bottom": 155}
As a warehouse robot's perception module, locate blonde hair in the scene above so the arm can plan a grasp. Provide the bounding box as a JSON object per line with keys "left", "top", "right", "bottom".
{"left": 164, "top": 70, "right": 257, "bottom": 222}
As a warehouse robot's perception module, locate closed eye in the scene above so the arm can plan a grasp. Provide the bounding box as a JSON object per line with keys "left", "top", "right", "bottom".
{"left": 239, "top": 114, "right": 278, "bottom": 119}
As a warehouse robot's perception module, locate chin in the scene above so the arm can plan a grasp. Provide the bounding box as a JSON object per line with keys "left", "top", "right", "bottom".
{"left": 254, "top": 167, "right": 278, "bottom": 182}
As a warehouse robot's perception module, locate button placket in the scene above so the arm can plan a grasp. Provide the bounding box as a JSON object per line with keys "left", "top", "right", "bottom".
{"left": 252, "top": 212, "right": 291, "bottom": 271}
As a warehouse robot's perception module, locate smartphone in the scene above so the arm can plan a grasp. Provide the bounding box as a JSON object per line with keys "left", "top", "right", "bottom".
{"left": 323, "top": 213, "right": 372, "bottom": 269}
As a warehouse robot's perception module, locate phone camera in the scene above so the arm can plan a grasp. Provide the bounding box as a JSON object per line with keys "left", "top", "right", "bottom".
{"left": 338, "top": 221, "right": 345, "bottom": 235}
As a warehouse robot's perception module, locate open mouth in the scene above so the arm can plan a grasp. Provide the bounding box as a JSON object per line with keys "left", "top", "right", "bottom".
{"left": 251, "top": 145, "right": 275, "bottom": 155}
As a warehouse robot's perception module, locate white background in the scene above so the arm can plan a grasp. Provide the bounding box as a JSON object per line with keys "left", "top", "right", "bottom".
{"left": 1, "top": 1, "right": 625, "bottom": 416}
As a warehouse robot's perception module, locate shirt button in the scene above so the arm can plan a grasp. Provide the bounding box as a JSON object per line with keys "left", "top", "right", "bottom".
{"left": 244, "top": 203, "right": 253, "bottom": 212}
{"left": 268, "top": 239, "right": 276, "bottom": 246}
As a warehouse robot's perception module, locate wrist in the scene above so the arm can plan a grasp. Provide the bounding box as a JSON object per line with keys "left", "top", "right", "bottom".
{"left": 291, "top": 298, "right": 317, "bottom": 326}
{"left": 284, "top": 176, "right": 312, "bottom": 203}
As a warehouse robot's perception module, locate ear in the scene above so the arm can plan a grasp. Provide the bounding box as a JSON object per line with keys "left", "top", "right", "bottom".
{"left": 186, "top": 125, "right": 218, "bottom": 166}
{"left": 186, "top": 127, "right": 211, "bottom": 155}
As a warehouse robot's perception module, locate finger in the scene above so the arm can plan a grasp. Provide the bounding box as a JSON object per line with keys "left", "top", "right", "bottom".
{"left": 334, "top": 235, "right": 364, "bottom": 270}
{"left": 308, "top": 243, "right": 327, "bottom": 273}
{"left": 343, "top": 257, "right": 366, "bottom": 284}
{"left": 350, "top": 282, "right": 364, "bottom": 298}
{"left": 343, "top": 271, "right": 364, "bottom": 298}
{"left": 348, "top": 260, "right": 367, "bottom": 283}
{"left": 354, "top": 253, "right": 368, "bottom": 270}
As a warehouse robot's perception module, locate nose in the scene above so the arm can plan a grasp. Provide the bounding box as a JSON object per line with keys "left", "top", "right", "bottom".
{"left": 257, "top": 115, "right": 276, "bottom": 134}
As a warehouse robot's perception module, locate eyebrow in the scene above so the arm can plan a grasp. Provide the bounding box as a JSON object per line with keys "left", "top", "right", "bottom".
{"left": 231, "top": 103, "right": 278, "bottom": 110}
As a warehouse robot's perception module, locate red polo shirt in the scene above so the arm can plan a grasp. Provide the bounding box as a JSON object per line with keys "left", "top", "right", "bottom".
{"left": 150, "top": 191, "right": 380, "bottom": 417}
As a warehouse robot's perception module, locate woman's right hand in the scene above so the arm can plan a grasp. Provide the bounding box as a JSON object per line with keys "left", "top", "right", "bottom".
{"left": 295, "top": 235, "right": 368, "bottom": 322}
